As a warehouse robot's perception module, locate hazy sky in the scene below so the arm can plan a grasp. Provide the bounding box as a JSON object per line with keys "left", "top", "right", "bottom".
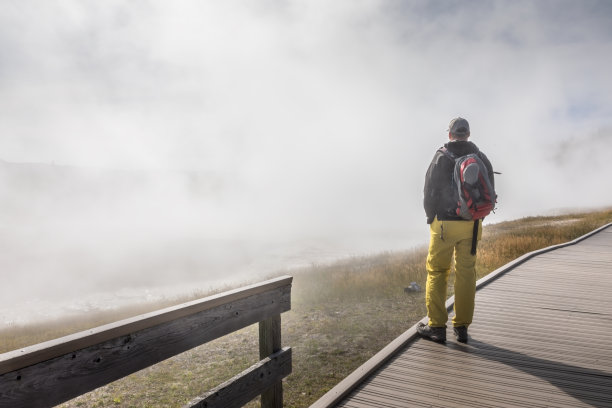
{"left": 1, "top": 1, "right": 612, "bottom": 322}
{"left": 2, "top": 1, "right": 612, "bottom": 220}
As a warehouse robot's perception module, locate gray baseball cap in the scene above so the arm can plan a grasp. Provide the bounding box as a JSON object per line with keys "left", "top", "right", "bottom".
{"left": 448, "top": 117, "right": 470, "bottom": 138}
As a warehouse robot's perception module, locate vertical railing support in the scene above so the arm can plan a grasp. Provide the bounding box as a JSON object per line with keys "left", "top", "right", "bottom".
{"left": 259, "top": 314, "right": 282, "bottom": 408}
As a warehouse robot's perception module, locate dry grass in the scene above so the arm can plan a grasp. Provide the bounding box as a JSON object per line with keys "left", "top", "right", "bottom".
{"left": 476, "top": 210, "right": 612, "bottom": 278}
{"left": 1, "top": 208, "right": 611, "bottom": 407}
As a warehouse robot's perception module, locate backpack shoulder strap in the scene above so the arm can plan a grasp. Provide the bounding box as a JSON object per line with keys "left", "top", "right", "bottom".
{"left": 438, "top": 146, "right": 457, "bottom": 161}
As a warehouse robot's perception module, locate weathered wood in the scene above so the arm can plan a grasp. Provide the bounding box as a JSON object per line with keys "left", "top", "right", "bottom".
{"left": 259, "top": 314, "right": 282, "bottom": 357}
{"left": 259, "top": 315, "right": 282, "bottom": 408}
{"left": 185, "top": 347, "right": 292, "bottom": 408}
{"left": 0, "top": 275, "right": 293, "bottom": 376}
{"left": 0, "top": 278, "right": 292, "bottom": 408}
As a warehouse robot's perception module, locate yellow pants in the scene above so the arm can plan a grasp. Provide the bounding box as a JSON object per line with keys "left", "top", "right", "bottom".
{"left": 425, "top": 217, "right": 481, "bottom": 328}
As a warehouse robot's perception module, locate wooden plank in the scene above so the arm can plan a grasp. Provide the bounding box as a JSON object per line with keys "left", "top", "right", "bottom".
{"left": 184, "top": 347, "right": 292, "bottom": 408}
{"left": 352, "top": 335, "right": 612, "bottom": 407}
{"left": 0, "top": 284, "right": 291, "bottom": 408}
{"left": 392, "top": 346, "right": 611, "bottom": 390}
{"left": 0, "top": 275, "right": 292, "bottom": 376}
{"left": 309, "top": 223, "right": 612, "bottom": 408}
{"left": 473, "top": 222, "right": 612, "bottom": 291}
{"left": 389, "top": 352, "right": 611, "bottom": 391}
{"left": 259, "top": 315, "right": 283, "bottom": 408}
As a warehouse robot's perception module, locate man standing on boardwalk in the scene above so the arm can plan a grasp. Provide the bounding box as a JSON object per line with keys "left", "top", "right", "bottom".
{"left": 418, "top": 117, "right": 495, "bottom": 343}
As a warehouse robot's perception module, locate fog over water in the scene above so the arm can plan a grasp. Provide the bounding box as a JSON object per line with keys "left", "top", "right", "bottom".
{"left": 1, "top": 1, "right": 612, "bottom": 326}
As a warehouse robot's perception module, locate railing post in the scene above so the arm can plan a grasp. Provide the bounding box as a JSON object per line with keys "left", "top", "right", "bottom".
{"left": 259, "top": 314, "right": 282, "bottom": 408}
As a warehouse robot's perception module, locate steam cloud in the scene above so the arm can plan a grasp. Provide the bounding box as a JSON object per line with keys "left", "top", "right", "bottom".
{"left": 1, "top": 1, "right": 611, "bottom": 324}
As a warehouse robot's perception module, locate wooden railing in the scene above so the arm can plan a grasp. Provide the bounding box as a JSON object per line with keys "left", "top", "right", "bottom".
{"left": 0, "top": 275, "right": 293, "bottom": 408}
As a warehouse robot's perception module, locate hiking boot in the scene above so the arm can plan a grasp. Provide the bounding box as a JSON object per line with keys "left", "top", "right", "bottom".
{"left": 453, "top": 326, "right": 468, "bottom": 343}
{"left": 417, "top": 322, "right": 446, "bottom": 343}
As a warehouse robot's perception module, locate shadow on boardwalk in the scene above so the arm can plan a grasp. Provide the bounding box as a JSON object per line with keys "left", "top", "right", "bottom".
{"left": 453, "top": 339, "right": 612, "bottom": 408}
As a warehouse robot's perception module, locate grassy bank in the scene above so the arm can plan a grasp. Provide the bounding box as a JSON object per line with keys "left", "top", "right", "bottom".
{"left": 2, "top": 208, "right": 611, "bottom": 407}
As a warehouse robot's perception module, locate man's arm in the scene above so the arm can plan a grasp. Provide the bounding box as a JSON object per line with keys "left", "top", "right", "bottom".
{"left": 423, "top": 151, "right": 442, "bottom": 224}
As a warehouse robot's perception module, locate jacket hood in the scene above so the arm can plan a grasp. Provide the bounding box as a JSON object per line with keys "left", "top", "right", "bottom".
{"left": 444, "top": 140, "right": 480, "bottom": 156}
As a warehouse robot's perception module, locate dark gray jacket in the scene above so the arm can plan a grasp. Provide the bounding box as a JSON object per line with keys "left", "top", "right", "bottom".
{"left": 423, "top": 140, "right": 494, "bottom": 224}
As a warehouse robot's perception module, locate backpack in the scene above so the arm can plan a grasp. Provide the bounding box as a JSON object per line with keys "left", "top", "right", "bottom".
{"left": 440, "top": 147, "right": 496, "bottom": 221}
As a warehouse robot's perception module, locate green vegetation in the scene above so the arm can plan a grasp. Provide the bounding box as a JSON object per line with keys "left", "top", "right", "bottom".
{"left": 2, "top": 208, "right": 611, "bottom": 407}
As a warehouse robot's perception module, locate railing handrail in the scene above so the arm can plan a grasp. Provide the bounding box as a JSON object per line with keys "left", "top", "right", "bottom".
{"left": 0, "top": 275, "right": 293, "bottom": 408}
{"left": 0, "top": 275, "right": 292, "bottom": 375}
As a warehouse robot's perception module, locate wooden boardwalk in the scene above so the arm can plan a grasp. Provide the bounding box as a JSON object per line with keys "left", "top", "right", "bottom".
{"left": 312, "top": 224, "right": 612, "bottom": 408}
